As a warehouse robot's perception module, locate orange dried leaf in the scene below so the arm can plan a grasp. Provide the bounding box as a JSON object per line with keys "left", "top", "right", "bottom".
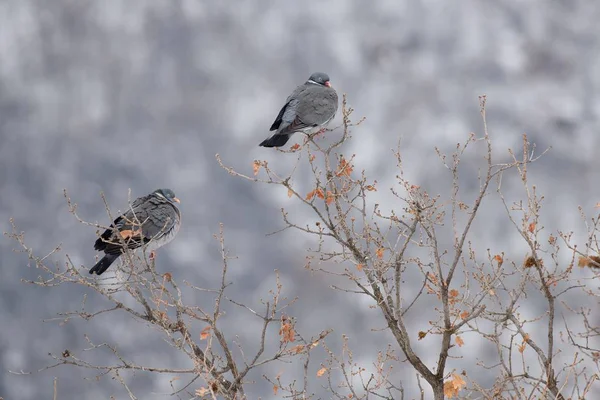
{"left": 287, "top": 188, "right": 294, "bottom": 198}
{"left": 200, "top": 326, "right": 212, "bottom": 340}
{"left": 528, "top": 222, "right": 536, "bottom": 233}
{"left": 252, "top": 160, "right": 261, "bottom": 176}
{"left": 455, "top": 335, "right": 464, "bottom": 347}
{"left": 290, "top": 143, "right": 301, "bottom": 151}
{"left": 366, "top": 184, "right": 377, "bottom": 192}
{"left": 494, "top": 254, "right": 503, "bottom": 264}
{"left": 336, "top": 157, "right": 353, "bottom": 177}
{"left": 418, "top": 331, "right": 427, "bottom": 340}
{"left": 291, "top": 345, "right": 304, "bottom": 354}
{"left": 376, "top": 247, "right": 385, "bottom": 260}
{"left": 317, "top": 367, "right": 327, "bottom": 377}
{"left": 443, "top": 373, "right": 466, "bottom": 398}
{"left": 453, "top": 374, "right": 466, "bottom": 390}
{"left": 449, "top": 289, "right": 459, "bottom": 298}
{"left": 356, "top": 263, "right": 364, "bottom": 271}
{"left": 460, "top": 311, "right": 469, "bottom": 320}
{"left": 305, "top": 189, "right": 316, "bottom": 201}
{"left": 443, "top": 381, "right": 457, "bottom": 398}
{"left": 273, "top": 385, "right": 279, "bottom": 395}
{"left": 518, "top": 343, "right": 526, "bottom": 353}
{"left": 163, "top": 272, "right": 172, "bottom": 282}
{"left": 427, "top": 272, "right": 438, "bottom": 284}
{"left": 325, "top": 191, "right": 334, "bottom": 205}
{"left": 316, "top": 188, "right": 325, "bottom": 199}
{"left": 280, "top": 319, "right": 295, "bottom": 343}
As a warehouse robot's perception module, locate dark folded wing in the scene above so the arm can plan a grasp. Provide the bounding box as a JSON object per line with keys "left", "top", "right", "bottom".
{"left": 94, "top": 194, "right": 152, "bottom": 253}
{"left": 270, "top": 84, "right": 308, "bottom": 132}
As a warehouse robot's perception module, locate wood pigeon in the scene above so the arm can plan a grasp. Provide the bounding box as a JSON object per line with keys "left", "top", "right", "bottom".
{"left": 260, "top": 72, "right": 339, "bottom": 148}
{"left": 89, "top": 188, "right": 182, "bottom": 275}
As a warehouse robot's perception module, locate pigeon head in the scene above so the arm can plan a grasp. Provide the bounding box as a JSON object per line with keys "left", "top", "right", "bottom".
{"left": 154, "top": 188, "right": 180, "bottom": 204}
{"left": 307, "top": 72, "right": 331, "bottom": 87}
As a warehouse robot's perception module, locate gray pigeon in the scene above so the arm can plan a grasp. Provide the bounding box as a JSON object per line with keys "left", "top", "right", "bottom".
{"left": 89, "top": 188, "right": 181, "bottom": 275}
{"left": 260, "top": 72, "right": 338, "bottom": 148}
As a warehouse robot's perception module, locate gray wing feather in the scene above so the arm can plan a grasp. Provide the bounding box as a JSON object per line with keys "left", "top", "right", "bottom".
{"left": 277, "top": 98, "right": 300, "bottom": 132}
{"left": 140, "top": 202, "right": 180, "bottom": 239}
{"left": 295, "top": 86, "right": 338, "bottom": 127}
{"left": 116, "top": 196, "right": 179, "bottom": 239}
{"left": 276, "top": 86, "right": 338, "bottom": 135}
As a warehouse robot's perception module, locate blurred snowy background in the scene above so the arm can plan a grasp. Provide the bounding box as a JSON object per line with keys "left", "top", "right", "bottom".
{"left": 1, "top": 1, "right": 600, "bottom": 398}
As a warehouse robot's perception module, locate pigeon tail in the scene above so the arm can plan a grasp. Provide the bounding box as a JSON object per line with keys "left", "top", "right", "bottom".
{"left": 259, "top": 134, "right": 291, "bottom": 148}
{"left": 89, "top": 254, "right": 120, "bottom": 275}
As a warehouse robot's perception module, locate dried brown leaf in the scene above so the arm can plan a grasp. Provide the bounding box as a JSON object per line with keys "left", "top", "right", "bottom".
{"left": 586, "top": 256, "right": 600, "bottom": 269}
{"left": 494, "top": 254, "right": 503, "bottom": 266}
{"left": 443, "top": 373, "right": 466, "bottom": 398}
{"left": 280, "top": 319, "right": 295, "bottom": 343}
{"left": 336, "top": 157, "right": 353, "bottom": 177}
{"left": 200, "top": 326, "right": 212, "bottom": 340}
{"left": 290, "top": 345, "right": 304, "bottom": 354}
{"left": 455, "top": 335, "right": 464, "bottom": 347}
{"left": 252, "top": 160, "right": 261, "bottom": 176}
{"left": 325, "top": 191, "right": 334, "bottom": 205}
{"left": 524, "top": 256, "right": 537, "bottom": 268}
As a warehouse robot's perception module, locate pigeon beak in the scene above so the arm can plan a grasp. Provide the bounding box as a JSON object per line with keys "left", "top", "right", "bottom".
{"left": 324, "top": 81, "right": 332, "bottom": 88}
{"left": 173, "top": 197, "right": 181, "bottom": 203}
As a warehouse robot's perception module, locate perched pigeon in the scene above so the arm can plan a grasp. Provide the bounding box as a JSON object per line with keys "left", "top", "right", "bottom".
{"left": 260, "top": 72, "right": 338, "bottom": 148}
{"left": 89, "top": 188, "right": 181, "bottom": 275}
